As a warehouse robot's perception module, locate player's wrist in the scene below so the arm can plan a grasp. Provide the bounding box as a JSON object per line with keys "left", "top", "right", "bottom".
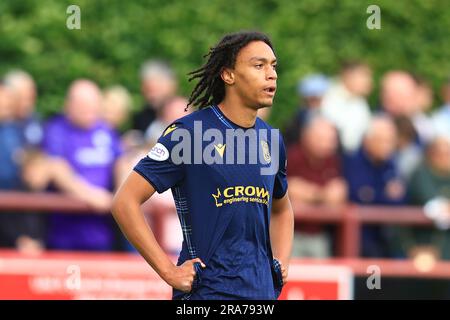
{"left": 159, "top": 262, "right": 177, "bottom": 285}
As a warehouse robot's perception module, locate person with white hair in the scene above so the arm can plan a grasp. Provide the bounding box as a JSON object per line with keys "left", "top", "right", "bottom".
{"left": 343, "top": 115, "right": 407, "bottom": 257}
{"left": 132, "top": 60, "right": 178, "bottom": 133}
{"left": 3, "top": 69, "right": 43, "bottom": 147}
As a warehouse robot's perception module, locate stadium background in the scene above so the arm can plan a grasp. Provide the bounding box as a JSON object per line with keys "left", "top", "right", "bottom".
{"left": 1, "top": 0, "right": 450, "bottom": 300}
{"left": 2, "top": 0, "right": 449, "bottom": 125}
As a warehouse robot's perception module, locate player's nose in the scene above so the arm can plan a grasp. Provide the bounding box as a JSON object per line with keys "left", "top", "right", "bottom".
{"left": 266, "top": 68, "right": 277, "bottom": 81}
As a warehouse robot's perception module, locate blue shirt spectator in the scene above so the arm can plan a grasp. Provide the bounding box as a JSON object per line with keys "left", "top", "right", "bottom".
{"left": 343, "top": 116, "right": 407, "bottom": 257}
{"left": 344, "top": 148, "right": 406, "bottom": 205}
{"left": 0, "top": 122, "right": 22, "bottom": 190}
{"left": 0, "top": 84, "right": 46, "bottom": 252}
{"left": 4, "top": 70, "right": 43, "bottom": 147}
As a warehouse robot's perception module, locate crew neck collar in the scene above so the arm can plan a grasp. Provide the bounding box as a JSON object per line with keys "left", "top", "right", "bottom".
{"left": 210, "top": 105, "right": 256, "bottom": 130}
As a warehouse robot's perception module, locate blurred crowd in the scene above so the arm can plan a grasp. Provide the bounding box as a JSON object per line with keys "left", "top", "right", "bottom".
{"left": 1, "top": 60, "right": 450, "bottom": 261}
{"left": 285, "top": 63, "right": 450, "bottom": 260}
{"left": 0, "top": 61, "right": 190, "bottom": 255}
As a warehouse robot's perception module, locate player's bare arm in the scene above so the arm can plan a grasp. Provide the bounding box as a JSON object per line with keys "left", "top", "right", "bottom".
{"left": 270, "top": 193, "right": 294, "bottom": 284}
{"left": 111, "top": 171, "right": 205, "bottom": 293}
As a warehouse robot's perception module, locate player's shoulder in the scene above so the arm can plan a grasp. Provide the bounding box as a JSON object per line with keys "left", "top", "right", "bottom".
{"left": 156, "top": 108, "right": 210, "bottom": 143}
{"left": 255, "top": 116, "right": 274, "bottom": 130}
{"left": 255, "top": 117, "right": 285, "bottom": 140}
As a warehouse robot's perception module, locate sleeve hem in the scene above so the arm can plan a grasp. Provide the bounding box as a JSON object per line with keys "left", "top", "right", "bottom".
{"left": 133, "top": 167, "right": 163, "bottom": 193}
{"left": 273, "top": 189, "right": 287, "bottom": 199}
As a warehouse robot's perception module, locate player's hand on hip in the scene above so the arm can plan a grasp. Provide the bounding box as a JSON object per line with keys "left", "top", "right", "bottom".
{"left": 166, "top": 258, "right": 206, "bottom": 293}
{"left": 279, "top": 260, "right": 288, "bottom": 285}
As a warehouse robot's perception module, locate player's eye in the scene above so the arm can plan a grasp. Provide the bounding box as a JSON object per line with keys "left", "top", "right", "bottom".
{"left": 255, "top": 64, "right": 263, "bottom": 69}
{"left": 272, "top": 64, "right": 277, "bottom": 70}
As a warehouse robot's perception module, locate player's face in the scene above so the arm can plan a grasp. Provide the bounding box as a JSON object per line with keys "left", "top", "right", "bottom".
{"left": 232, "top": 41, "right": 277, "bottom": 109}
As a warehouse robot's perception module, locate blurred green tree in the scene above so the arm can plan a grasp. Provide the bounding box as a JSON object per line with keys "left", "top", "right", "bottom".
{"left": 0, "top": 0, "right": 449, "bottom": 128}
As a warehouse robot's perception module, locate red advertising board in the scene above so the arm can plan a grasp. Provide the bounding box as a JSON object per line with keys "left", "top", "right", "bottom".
{"left": 279, "top": 264, "right": 353, "bottom": 300}
{"left": 0, "top": 251, "right": 353, "bottom": 300}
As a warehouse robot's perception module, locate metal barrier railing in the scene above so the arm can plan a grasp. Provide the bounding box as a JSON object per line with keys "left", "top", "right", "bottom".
{"left": 0, "top": 191, "right": 434, "bottom": 257}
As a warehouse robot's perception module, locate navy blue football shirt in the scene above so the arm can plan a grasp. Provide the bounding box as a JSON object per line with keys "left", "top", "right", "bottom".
{"left": 134, "top": 105, "right": 287, "bottom": 300}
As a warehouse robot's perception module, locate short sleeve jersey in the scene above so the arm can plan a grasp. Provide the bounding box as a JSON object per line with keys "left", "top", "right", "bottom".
{"left": 134, "top": 105, "right": 287, "bottom": 300}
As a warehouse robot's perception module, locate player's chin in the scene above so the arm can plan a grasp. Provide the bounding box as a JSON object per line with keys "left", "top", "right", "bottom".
{"left": 258, "top": 97, "right": 275, "bottom": 108}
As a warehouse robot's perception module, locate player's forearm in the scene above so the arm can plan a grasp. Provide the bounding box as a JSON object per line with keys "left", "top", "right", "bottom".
{"left": 111, "top": 197, "right": 175, "bottom": 281}
{"left": 270, "top": 198, "right": 294, "bottom": 266}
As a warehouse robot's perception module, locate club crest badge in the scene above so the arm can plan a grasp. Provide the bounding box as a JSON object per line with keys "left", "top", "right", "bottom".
{"left": 261, "top": 140, "right": 271, "bottom": 163}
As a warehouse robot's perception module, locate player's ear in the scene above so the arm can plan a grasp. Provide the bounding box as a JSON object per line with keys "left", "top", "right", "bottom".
{"left": 221, "top": 67, "right": 235, "bottom": 85}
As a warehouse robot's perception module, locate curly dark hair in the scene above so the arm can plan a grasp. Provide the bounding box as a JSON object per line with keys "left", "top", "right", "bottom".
{"left": 187, "top": 31, "right": 274, "bottom": 110}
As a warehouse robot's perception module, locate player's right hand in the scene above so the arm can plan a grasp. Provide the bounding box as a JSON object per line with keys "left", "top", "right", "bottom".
{"left": 165, "top": 258, "right": 206, "bottom": 293}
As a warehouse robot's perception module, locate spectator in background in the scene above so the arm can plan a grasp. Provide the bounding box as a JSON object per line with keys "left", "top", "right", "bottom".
{"left": 321, "top": 61, "right": 372, "bottom": 153}
{"left": 145, "top": 96, "right": 190, "bottom": 144}
{"left": 287, "top": 116, "right": 347, "bottom": 257}
{"left": 42, "top": 79, "right": 122, "bottom": 251}
{"left": 405, "top": 137, "right": 450, "bottom": 260}
{"left": 432, "top": 78, "right": 450, "bottom": 140}
{"left": 0, "top": 83, "right": 45, "bottom": 253}
{"left": 394, "top": 116, "right": 423, "bottom": 182}
{"left": 381, "top": 71, "right": 435, "bottom": 146}
{"left": 102, "top": 85, "right": 132, "bottom": 132}
{"left": 344, "top": 116, "right": 407, "bottom": 257}
{"left": 410, "top": 75, "right": 435, "bottom": 145}
{"left": 284, "top": 74, "right": 329, "bottom": 146}
{"left": 380, "top": 70, "right": 437, "bottom": 149}
{"left": 288, "top": 116, "right": 347, "bottom": 206}
{"left": 114, "top": 131, "right": 148, "bottom": 187}
{"left": 257, "top": 106, "right": 271, "bottom": 122}
{"left": 3, "top": 70, "right": 43, "bottom": 147}
{"left": 409, "top": 137, "right": 450, "bottom": 221}
{"left": 101, "top": 85, "right": 142, "bottom": 188}
{"left": 0, "top": 84, "right": 21, "bottom": 190}
{"left": 119, "top": 96, "right": 190, "bottom": 183}
{"left": 380, "top": 71, "right": 417, "bottom": 118}
{"left": 21, "top": 150, "right": 114, "bottom": 212}
{"left": 132, "top": 60, "right": 178, "bottom": 133}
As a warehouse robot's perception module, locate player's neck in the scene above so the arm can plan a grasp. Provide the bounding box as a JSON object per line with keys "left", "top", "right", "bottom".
{"left": 217, "top": 96, "right": 257, "bottom": 129}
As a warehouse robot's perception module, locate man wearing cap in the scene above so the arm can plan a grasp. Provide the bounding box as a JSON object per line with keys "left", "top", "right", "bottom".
{"left": 284, "top": 74, "right": 330, "bottom": 147}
